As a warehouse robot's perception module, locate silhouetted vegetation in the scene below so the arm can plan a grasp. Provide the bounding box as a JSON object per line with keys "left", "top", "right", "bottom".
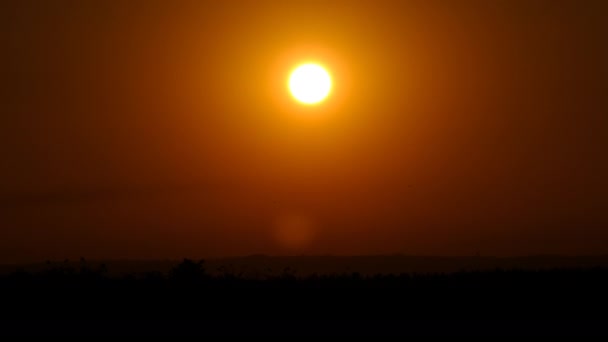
{"left": 1, "top": 259, "right": 608, "bottom": 335}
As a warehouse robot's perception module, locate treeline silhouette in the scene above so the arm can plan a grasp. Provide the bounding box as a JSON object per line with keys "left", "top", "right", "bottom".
{"left": 1, "top": 259, "right": 607, "bottom": 335}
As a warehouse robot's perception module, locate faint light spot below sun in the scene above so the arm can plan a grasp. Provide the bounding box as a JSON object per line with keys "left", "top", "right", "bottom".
{"left": 275, "top": 214, "right": 315, "bottom": 251}
{"left": 288, "top": 63, "right": 332, "bottom": 105}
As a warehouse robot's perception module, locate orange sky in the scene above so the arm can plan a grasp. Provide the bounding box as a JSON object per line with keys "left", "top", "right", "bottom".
{"left": 1, "top": 0, "right": 607, "bottom": 262}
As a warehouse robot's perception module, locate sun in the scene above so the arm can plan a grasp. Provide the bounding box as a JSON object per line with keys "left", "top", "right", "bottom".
{"left": 288, "top": 63, "right": 332, "bottom": 105}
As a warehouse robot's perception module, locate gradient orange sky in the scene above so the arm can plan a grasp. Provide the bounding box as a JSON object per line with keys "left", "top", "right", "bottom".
{"left": 1, "top": 0, "right": 607, "bottom": 262}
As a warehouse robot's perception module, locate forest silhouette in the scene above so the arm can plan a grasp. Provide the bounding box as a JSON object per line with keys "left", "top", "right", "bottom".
{"left": 1, "top": 258, "right": 607, "bottom": 335}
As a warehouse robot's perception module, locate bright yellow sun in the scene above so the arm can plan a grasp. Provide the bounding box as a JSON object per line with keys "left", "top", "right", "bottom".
{"left": 288, "top": 63, "right": 332, "bottom": 105}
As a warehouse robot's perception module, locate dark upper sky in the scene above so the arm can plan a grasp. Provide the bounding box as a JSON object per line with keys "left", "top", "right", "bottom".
{"left": 1, "top": 0, "right": 607, "bottom": 262}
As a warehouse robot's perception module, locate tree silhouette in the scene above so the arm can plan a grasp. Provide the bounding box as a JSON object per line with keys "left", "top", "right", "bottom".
{"left": 169, "top": 259, "right": 208, "bottom": 284}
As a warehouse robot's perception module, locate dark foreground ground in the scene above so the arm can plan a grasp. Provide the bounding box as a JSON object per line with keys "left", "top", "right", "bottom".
{"left": 1, "top": 259, "right": 607, "bottom": 336}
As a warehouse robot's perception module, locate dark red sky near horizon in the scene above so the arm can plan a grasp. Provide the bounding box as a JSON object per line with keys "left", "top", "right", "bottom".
{"left": 1, "top": 0, "right": 607, "bottom": 262}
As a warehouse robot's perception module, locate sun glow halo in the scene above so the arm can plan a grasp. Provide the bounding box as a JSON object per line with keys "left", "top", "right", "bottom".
{"left": 288, "top": 63, "right": 332, "bottom": 105}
